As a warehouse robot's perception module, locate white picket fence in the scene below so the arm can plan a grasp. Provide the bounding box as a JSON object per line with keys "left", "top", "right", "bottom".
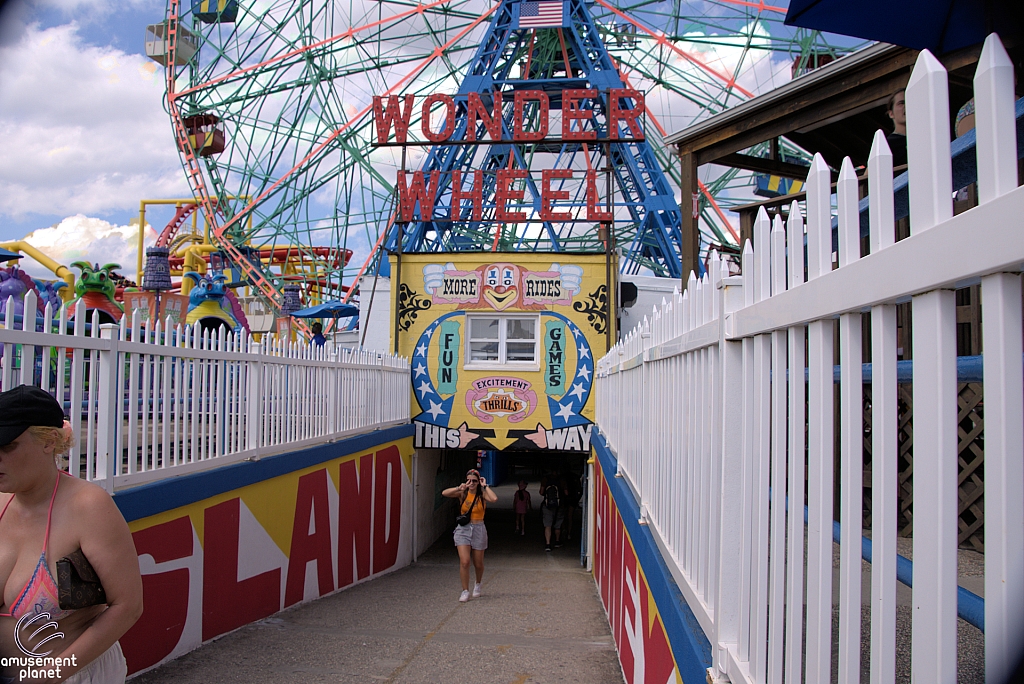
{"left": 596, "top": 36, "right": 1023, "bottom": 684}
{"left": 0, "top": 294, "right": 410, "bottom": 491}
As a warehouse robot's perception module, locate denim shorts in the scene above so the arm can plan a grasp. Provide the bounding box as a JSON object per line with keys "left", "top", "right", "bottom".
{"left": 453, "top": 522, "right": 488, "bottom": 550}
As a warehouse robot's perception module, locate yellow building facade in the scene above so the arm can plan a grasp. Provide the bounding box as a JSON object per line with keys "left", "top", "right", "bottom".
{"left": 391, "top": 253, "right": 615, "bottom": 453}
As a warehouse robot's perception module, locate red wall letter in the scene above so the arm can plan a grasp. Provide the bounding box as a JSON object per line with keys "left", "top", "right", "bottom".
{"left": 513, "top": 90, "right": 549, "bottom": 141}
{"left": 338, "top": 454, "right": 373, "bottom": 587}
{"left": 421, "top": 94, "right": 456, "bottom": 143}
{"left": 372, "top": 95, "right": 415, "bottom": 144}
{"left": 372, "top": 445, "right": 403, "bottom": 574}
{"left": 202, "top": 498, "right": 281, "bottom": 641}
{"left": 120, "top": 517, "right": 193, "bottom": 674}
{"left": 284, "top": 468, "right": 335, "bottom": 607}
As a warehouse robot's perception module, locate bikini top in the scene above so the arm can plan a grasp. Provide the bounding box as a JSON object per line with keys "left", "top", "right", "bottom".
{"left": 0, "top": 473, "right": 72, "bottom": 621}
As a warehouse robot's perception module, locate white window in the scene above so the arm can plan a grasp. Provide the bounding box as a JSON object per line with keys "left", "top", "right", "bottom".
{"left": 466, "top": 315, "right": 539, "bottom": 367}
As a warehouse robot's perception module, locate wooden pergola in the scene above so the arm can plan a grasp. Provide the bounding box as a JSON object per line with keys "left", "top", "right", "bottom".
{"left": 667, "top": 40, "right": 990, "bottom": 276}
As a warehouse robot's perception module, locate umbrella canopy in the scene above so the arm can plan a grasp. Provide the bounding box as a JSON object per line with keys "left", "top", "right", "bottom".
{"left": 785, "top": 0, "right": 1023, "bottom": 55}
{"left": 0, "top": 248, "right": 23, "bottom": 262}
{"left": 289, "top": 300, "right": 359, "bottom": 319}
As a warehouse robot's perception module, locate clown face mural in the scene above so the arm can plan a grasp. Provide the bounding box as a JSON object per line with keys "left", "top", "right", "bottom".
{"left": 396, "top": 253, "right": 614, "bottom": 453}
{"left": 481, "top": 263, "right": 519, "bottom": 310}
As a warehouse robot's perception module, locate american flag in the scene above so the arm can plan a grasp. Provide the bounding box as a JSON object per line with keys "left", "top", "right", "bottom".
{"left": 519, "top": 0, "right": 564, "bottom": 28}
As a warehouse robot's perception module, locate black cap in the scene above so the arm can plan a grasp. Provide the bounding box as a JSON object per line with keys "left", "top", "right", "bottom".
{"left": 0, "top": 385, "right": 66, "bottom": 447}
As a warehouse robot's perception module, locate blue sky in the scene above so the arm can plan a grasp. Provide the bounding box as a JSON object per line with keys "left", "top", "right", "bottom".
{"left": 0, "top": 0, "right": 184, "bottom": 273}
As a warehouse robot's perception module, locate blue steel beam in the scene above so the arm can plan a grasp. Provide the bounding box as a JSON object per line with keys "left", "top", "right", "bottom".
{"left": 386, "top": 0, "right": 687, "bottom": 277}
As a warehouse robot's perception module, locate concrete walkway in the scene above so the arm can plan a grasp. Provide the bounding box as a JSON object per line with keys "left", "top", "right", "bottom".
{"left": 131, "top": 482, "right": 624, "bottom": 684}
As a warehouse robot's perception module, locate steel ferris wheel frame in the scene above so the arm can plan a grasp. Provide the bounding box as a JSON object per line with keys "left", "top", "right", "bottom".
{"left": 159, "top": 0, "right": 863, "bottom": 313}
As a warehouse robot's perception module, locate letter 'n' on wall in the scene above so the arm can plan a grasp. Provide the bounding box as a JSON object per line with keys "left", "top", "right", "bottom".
{"left": 338, "top": 453, "right": 373, "bottom": 587}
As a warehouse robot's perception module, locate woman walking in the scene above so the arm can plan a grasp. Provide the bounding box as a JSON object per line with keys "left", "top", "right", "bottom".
{"left": 442, "top": 469, "right": 497, "bottom": 602}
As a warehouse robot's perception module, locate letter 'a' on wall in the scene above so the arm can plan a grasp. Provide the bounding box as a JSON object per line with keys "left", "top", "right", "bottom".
{"left": 117, "top": 434, "right": 414, "bottom": 676}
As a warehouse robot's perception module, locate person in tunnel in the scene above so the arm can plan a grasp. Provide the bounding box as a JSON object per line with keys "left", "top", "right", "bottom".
{"left": 442, "top": 469, "right": 497, "bottom": 603}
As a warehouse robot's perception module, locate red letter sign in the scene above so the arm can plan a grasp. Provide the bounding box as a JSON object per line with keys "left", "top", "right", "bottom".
{"left": 541, "top": 169, "right": 572, "bottom": 221}
{"left": 372, "top": 95, "right": 415, "bottom": 144}
{"left": 496, "top": 169, "right": 528, "bottom": 222}
{"left": 513, "top": 90, "right": 549, "bottom": 142}
{"left": 451, "top": 169, "right": 484, "bottom": 221}
{"left": 608, "top": 89, "right": 645, "bottom": 139}
{"left": 421, "top": 94, "right": 456, "bottom": 143}
{"left": 562, "top": 89, "right": 597, "bottom": 141}
{"left": 397, "top": 170, "right": 441, "bottom": 222}
{"left": 586, "top": 169, "right": 613, "bottom": 222}
{"left": 467, "top": 91, "right": 503, "bottom": 141}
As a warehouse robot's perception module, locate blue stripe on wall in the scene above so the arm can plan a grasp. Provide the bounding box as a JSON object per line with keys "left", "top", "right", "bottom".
{"left": 114, "top": 424, "right": 415, "bottom": 522}
{"left": 592, "top": 430, "right": 713, "bottom": 684}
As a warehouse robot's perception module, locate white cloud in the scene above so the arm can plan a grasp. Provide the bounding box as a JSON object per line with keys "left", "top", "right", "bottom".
{"left": 13, "top": 214, "right": 157, "bottom": 282}
{"left": 0, "top": 22, "right": 188, "bottom": 220}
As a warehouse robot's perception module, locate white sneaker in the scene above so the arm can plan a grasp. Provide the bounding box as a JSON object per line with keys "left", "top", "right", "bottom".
{"left": 472, "top": 583, "right": 482, "bottom": 598}
{"left": 459, "top": 590, "right": 470, "bottom": 603}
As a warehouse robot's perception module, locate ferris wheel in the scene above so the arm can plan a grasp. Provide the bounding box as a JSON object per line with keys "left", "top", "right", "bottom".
{"left": 152, "top": 0, "right": 862, "bottom": 308}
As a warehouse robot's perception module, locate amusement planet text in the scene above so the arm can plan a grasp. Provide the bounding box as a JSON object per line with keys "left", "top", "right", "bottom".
{"left": 1, "top": 655, "right": 78, "bottom": 682}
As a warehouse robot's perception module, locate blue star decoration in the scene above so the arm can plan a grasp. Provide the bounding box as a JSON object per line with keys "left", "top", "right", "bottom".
{"left": 546, "top": 315, "right": 593, "bottom": 428}
{"left": 410, "top": 312, "right": 460, "bottom": 427}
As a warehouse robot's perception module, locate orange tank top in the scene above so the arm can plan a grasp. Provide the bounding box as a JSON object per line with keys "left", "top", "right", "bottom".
{"left": 461, "top": 491, "right": 486, "bottom": 523}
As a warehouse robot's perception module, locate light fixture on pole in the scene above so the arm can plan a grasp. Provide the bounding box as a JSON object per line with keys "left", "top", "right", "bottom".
{"left": 142, "top": 247, "right": 173, "bottom": 325}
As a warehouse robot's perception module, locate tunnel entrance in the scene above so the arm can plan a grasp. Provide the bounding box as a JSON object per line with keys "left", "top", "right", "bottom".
{"left": 420, "top": 448, "right": 589, "bottom": 563}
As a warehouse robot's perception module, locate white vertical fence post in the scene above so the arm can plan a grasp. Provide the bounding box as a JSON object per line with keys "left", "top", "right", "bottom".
{"left": 712, "top": 266, "right": 744, "bottom": 682}
{"left": 805, "top": 153, "right": 834, "bottom": 684}
{"left": 751, "top": 208, "right": 771, "bottom": 682}
{"left": 784, "top": 200, "right": 806, "bottom": 684}
{"left": 975, "top": 33, "right": 1024, "bottom": 684}
{"left": 20, "top": 290, "right": 37, "bottom": 387}
{"left": 97, "top": 324, "right": 119, "bottom": 493}
{"left": 247, "top": 340, "right": 264, "bottom": 456}
{"left": 906, "top": 48, "right": 958, "bottom": 684}
{"left": 767, "top": 215, "right": 787, "bottom": 684}
{"left": 1, "top": 299, "right": 13, "bottom": 390}
{"left": 738, "top": 239, "right": 754, "bottom": 666}
{"left": 836, "top": 157, "right": 863, "bottom": 684}
{"left": 868, "top": 129, "right": 898, "bottom": 684}
{"left": 68, "top": 301, "right": 86, "bottom": 479}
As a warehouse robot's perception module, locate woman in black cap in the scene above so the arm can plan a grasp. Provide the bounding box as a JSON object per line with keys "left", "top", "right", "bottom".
{"left": 0, "top": 385, "right": 142, "bottom": 683}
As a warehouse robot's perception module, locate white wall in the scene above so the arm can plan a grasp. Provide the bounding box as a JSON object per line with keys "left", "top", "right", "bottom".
{"left": 414, "top": 449, "right": 460, "bottom": 558}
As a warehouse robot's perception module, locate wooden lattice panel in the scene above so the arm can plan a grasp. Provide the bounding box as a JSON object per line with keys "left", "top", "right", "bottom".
{"left": 862, "top": 382, "right": 986, "bottom": 551}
